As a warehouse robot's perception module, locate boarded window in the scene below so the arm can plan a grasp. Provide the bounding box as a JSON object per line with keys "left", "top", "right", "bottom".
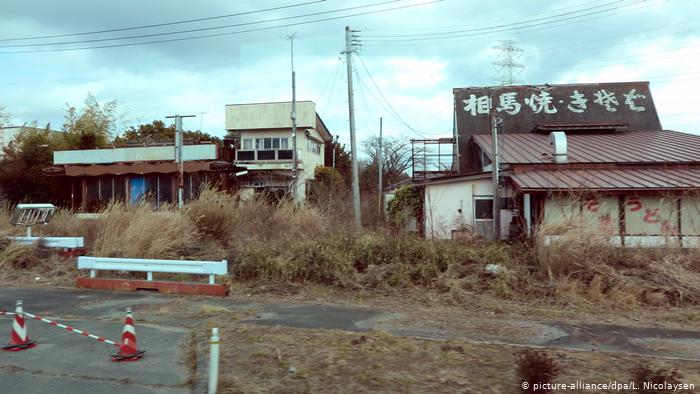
{"left": 625, "top": 195, "right": 678, "bottom": 236}
{"left": 474, "top": 199, "right": 494, "bottom": 220}
{"left": 681, "top": 194, "right": 700, "bottom": 235}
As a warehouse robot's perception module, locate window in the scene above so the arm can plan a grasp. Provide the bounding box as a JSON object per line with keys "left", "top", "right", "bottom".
{"left": 264, "top": 138, "right": 272, "bottom": 149}
{"left": 307, "top": 139, "right": 321, "bottom": 155}
{"left": 243, "top": 139, "right": 252, "bottom": 150}
{"left": 280, "top": 138, "right": 289, "bottom": 149}
{"left": 474, "top": 198, "right": 494, "bottom": 220}
{"left": 272, "top": 138, "right": 280, "bottom": 149}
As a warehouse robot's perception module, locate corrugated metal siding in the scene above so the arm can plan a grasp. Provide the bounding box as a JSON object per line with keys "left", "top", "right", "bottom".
{"left": 510, "top": 168, "right": 700, "bottom": 191}
{"left": 474, "top": 130, "right": 700, "bottom": 164}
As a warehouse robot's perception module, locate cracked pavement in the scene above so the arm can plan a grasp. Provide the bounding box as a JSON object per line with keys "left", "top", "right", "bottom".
{"left": 2, "top": 286, "right": 700, "bottom": 393}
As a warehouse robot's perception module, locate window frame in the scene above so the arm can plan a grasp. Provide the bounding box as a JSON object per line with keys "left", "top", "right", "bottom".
{"left": 473, "top": 196, "right": 495, "bottom": 221}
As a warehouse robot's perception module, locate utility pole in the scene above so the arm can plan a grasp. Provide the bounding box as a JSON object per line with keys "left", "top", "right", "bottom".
{"left": 377, "top": 117, "right": 383, "bottom": 215}
{"left": 332, "top": 135, "right": 338, "bottom": 168}
{"left": 489, "top": 94, "right": 501, "bottom": 241}
{"left": 343, "top": 26, "right": 361, "bottom": 228}
{"left": 166, "top": 114, "right": 196, "bottom": 210}
{"left": 288, "top": 33, "right": 299, "bottom": 205}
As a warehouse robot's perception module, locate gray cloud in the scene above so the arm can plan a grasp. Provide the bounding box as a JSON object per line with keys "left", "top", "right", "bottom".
{"left": 1, "top": 0, "right": 698, "bottom": 143}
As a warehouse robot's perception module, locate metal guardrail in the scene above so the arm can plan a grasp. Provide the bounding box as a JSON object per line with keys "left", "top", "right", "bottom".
{"left": 77, "top": 256, "right": 228, "bottom": 285}
{"left": 8, "top": 236, "right": 85, "bottom": 248}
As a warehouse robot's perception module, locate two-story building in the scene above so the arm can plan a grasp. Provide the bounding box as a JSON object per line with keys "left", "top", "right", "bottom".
{"left": 224, "top": 101, "right": 332, "bottom": 202}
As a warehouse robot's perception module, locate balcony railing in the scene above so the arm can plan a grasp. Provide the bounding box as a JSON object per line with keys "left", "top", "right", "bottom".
{"left": 236, "top": 149, "right": 294, "bottom": 161}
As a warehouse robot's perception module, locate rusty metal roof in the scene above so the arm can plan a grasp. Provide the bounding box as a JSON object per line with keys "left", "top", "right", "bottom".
{"left": 510, "top": 168, "right": 700, "bottom": 191}
{"left": 474, "top": 130, "right": 700, "bottom": 164}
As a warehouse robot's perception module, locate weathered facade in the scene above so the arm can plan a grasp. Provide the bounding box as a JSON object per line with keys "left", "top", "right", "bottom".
{"left": 423, "top": 81, "right": 700, "bottom": 245}
{"left": 47, "top": 144, "right": 235, "bottom": 211}
{"left": 453, "top": 82, "right": 662, "bottom": 173}
{"left": 225, "top": 101, "right": 332, "bottom": 202}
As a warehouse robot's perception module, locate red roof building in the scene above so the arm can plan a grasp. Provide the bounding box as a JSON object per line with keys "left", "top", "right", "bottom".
{"left": 419, "top": 82, "right": 700, "bottom": 247}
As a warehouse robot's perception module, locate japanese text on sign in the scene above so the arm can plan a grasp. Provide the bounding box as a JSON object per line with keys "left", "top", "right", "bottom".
{"left": 462, "top": 89, "right": 647, "bottom": 116}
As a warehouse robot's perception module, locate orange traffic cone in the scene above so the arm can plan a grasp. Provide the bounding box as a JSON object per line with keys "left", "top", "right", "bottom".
{"left": 111, "top": 307, "right": 145, "bottom": 361}
{"left": 2, "top": 300, "right": 36, "bottom": 351}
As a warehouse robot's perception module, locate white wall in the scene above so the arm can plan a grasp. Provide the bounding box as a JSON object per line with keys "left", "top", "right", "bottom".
{"left": 54, "top": 144, "right": 218, "bottom": 164}
{"left": 424, "top": 178, "right": 494, "bottom": 239}
{"left": 225, "top": 101, "right": 316, "bottom": 130}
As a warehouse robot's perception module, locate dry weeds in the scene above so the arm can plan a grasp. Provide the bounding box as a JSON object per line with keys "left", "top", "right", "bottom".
{"left": 0, "top": 189, "right": 699, "bottom": 316}
{"left": 208, "top": 323, "right": 700, "bottom": 394}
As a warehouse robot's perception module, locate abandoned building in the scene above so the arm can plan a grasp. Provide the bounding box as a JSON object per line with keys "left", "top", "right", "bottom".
{"left": 46, "top": 143, "right": 235, "bottom": 211}
{"left": 419, "top": 81, "right": 700, "bottom": 246}
{"left": 224, "top": 101, "right": 332, "bottom": 202}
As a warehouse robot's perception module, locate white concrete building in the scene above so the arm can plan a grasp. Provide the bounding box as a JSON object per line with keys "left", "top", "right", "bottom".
{"left": 224, "top": 101, "right": 332, "bottom": 202}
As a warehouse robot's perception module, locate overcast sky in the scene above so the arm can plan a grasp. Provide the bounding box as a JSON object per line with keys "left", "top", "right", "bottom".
{"left": 1, "top": 0, "right": 698, "bottom": 146}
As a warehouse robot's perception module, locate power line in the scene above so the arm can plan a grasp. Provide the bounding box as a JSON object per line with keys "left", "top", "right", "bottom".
{"left": 318, "top": 58, "right": 343, "bottom": 117}
{"left": 361, "top": 0, "right": 649, "bottom": 42}
{"left": 0, "top": 1, "right": 401, "bottom": 48}
{"left": 352, "top": 58, "right": 426, "bottom": 137}
{"left": 0, "top": 1, "right": 324, "bottom": 42}
{"left": 315, "top": 57, "right": 342, "bottom": 107}
{"left": 361, "top": 0, "right": 614, "bottom": 32}
{"left": 0, "top": 0, "right": 441, "bottom": 53}
{"left": 355, "top": 54, "right": 443, "bottom": 138}
{"left": 527, "top": 47, "right": 700, "bottom": 77}
{"left": 362, "top": 0, "right": 624, "bottom": 38}
{"left": 361, "top": 0, "right": 658, "bottom": 47}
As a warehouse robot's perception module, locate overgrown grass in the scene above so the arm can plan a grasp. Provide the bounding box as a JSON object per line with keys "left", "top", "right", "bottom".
{"left": 536, "top": 220, "right": 700, "bottom": 308}
{"left": 1, "top": 188, "right": 699, "bottom": 310}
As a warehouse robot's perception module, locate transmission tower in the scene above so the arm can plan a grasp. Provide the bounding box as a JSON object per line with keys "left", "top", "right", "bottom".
{"left": 492, "top": 40, "right": 524, "bottom": 86}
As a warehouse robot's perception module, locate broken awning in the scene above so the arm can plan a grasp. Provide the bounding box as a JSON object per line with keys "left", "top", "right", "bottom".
{"left": 510, "top": 167, "right": 700, "bottom": 192}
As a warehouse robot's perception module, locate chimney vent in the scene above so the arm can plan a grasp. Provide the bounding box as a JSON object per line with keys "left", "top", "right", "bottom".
{"left": 550, "top": 131, "right": 567, "bottom": 163}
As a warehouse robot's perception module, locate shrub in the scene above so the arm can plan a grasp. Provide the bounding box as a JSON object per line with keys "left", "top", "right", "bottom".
{"left": 387, "top": 185, "right": 422, "bottom": 228}
{"left": 516, "top": 349, "right": 559, "bottom": 393}
{"left": 0, "top": 242, "right": 39, "bottom": 270}
{"left": 631, "top": 363, "right": 683, "bottom": 394}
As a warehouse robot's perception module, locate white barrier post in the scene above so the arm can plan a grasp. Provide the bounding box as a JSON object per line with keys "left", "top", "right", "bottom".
{"left": 208, "top": 328, "right": 220, "bottom": 394}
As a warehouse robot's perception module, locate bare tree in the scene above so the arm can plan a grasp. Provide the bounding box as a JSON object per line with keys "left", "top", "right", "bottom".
{"left": 360, "top": 135, "right": 415, "bottom": 192}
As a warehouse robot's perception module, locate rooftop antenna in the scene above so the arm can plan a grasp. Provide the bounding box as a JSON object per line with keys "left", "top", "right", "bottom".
{"left": 196, "top": 112, "right": 206, "bottom": 132}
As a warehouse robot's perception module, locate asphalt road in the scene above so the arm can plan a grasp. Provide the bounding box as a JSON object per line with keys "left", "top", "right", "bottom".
{"left": 3, "top": 286, "right": 700, "bottom": 393}
{"left": 0, "top": 288, "right": 190, "bottom": 394}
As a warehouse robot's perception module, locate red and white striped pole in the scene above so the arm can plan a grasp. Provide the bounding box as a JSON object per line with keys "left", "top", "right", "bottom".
{"left": 22, "top": 310, "right": 119, "bottom": 347}
{"left": 2, "top": 300, "right": 36, "bottom": 351}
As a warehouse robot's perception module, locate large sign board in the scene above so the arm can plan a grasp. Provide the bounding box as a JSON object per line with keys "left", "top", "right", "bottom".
{"left": 453, "top": 81, "right": 662, "bottom": 172}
